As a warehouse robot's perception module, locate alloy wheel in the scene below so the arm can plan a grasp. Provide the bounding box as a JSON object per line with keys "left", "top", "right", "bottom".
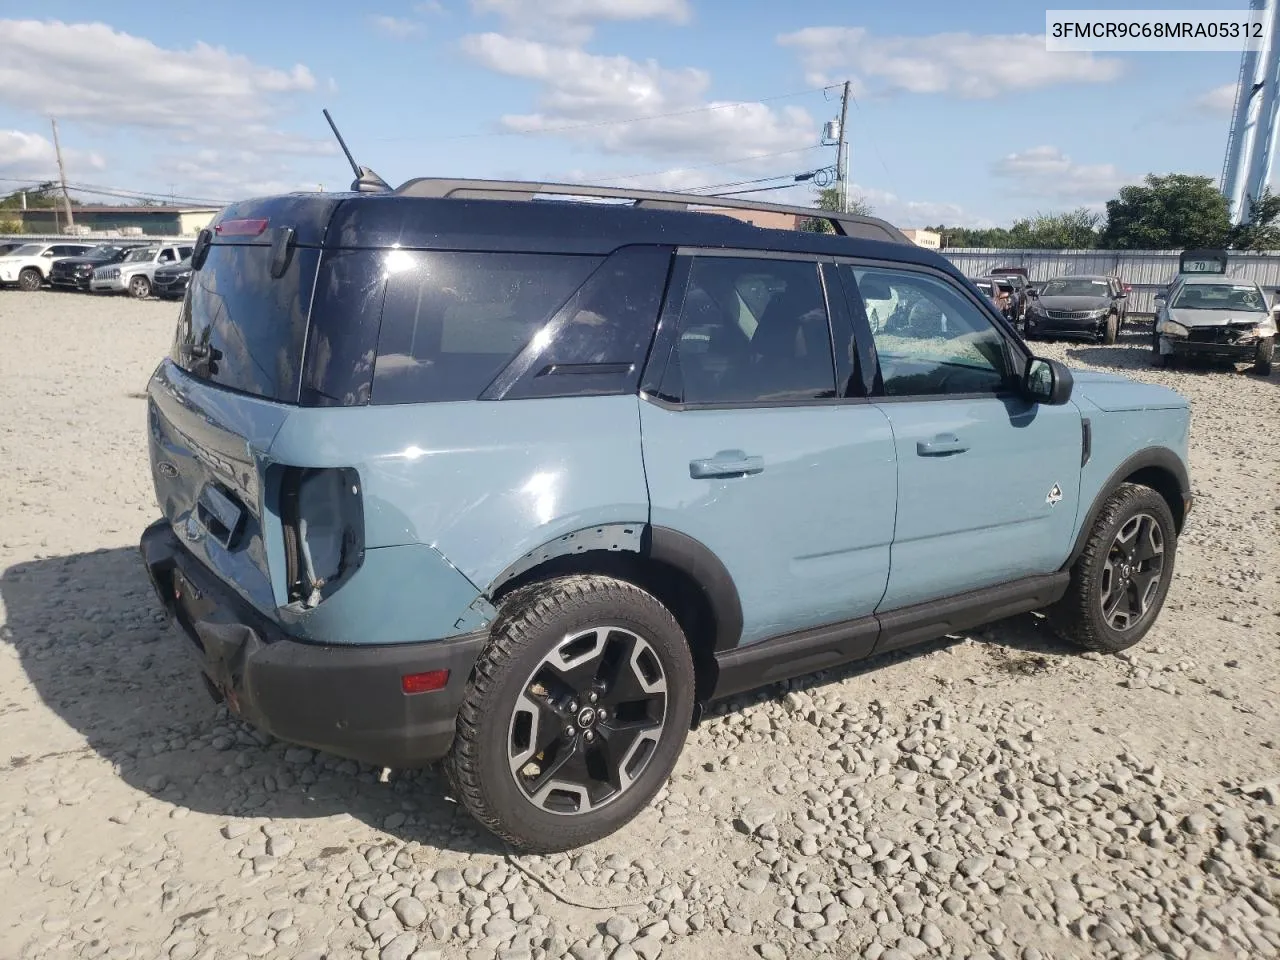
{"left": 507, "top": 625, "right": 668, "bottom": 816}
{"left": 1100, "top": 512, "right": 1164, "bottom": 631}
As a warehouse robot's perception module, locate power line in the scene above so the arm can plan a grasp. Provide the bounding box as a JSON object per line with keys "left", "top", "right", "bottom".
{"left": 706, "top": 181, "right": 816, "bottom": 198}
{"left": 373, "top": 86, "right": 828, "bottom": 143}
{"left": 0, "top": 176, "right": 229, "bottom": 206}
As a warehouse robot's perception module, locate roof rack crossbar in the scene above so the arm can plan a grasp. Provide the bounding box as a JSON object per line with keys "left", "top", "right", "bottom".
{"left": 392, "top": 177, "right": 910, "bottom": 244}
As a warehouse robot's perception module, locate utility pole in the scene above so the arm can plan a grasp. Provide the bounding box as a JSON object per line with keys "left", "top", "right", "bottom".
{"left": 50, "top": 118, "right": 75, "bottom": 231}
{"left": 837, "top": 80, "right": 851, "bottom": 213}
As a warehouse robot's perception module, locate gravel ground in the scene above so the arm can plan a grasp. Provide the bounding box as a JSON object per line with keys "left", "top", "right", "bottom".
{"left": 1, "top": 291, "right": 1278, "bottom": 960}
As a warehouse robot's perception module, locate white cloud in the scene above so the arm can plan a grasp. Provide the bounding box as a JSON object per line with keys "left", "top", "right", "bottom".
{"left": 470, "top": 0, "right": 690, "bottom": 43}
{"left": 778, "top": 27, "right": 1123, "bottom": 98}
{"left": 0, "top": 20, "right": 319, "bottom": 144}
{"left": 992, "top": 145, "right": 1128, "bottom": 203}
{"left": 1193, "top": 82, "right": 1237, "bottom": 114}
{"left": 460, "top": 34, "right": 816, "bottom": 162}
{"left": 0, "top": 129, "right": 106, "bottom": 181}
{"left": 371, "top": 15, "right": 423, "bottom": 38}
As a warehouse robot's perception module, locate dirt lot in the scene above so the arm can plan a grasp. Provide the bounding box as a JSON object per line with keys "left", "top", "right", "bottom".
{"left": 1, "top": 291, "right": 1277, "bottom": 960}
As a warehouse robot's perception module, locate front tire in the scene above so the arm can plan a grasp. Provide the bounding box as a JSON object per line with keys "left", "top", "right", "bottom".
{"left": 1254, "top": 337, "right": 1275, "bottom": 375}
{"left": 1049, "top": 483, "right": 1177, "bottom": 653}
{"left": 1101, "top": 313, "right": 1118, "bottom": 345}
{"left": 446, "top": 575, "right": 695, "bottom": 852}
{"left": 17, "top": 267, "right": 42, "bottom": 292}
{"left": 128, "top": 275, "right": 151, "bottom": 299}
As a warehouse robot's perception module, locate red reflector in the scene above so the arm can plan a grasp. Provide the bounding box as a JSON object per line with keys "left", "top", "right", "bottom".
{"left": 401, "top": 670, "right": 449, "bottom": 694}
{"left": 214, "top": 218, "right": 269, "bottom": 237}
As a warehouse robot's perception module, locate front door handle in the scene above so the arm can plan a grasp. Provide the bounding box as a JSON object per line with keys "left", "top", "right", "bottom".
{"left": 917, "top": 433, "right": 969, "bottom": 457}
{"left": 689, "top": 450, "right": 765, "bottom": 479}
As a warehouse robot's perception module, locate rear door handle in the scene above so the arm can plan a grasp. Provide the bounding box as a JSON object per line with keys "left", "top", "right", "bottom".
{"left": 689, "top": 450, "right": 765, "bottom": 479}
{"left": 916, "top": 433, "right": 969, "bottom": 457}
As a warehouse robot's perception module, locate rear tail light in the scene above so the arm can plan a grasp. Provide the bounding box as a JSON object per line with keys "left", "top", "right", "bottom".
{"left": 280, "top": 467, "right": 364, "bottom": 607}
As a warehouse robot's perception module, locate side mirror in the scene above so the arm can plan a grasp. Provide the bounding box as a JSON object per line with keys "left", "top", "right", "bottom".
{"left": 1023, "top": 356, "right": 1073, "bottom": 405}
{"left": 1153, "top": 293, "right": 1166, "bottom": 304}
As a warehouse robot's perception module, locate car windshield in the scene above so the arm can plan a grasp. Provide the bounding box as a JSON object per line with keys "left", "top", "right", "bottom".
{"left": 7, "top": 244, "right": 44, "bottom": 257}
{"left": 1171, "top": 283, "right": 1267, "bottom": 312}
{"left": 123, "top": 247, "right": 157, "bottom": 263}
{"left": 1039, "top": 278, "right": 1110, "bottom": 297}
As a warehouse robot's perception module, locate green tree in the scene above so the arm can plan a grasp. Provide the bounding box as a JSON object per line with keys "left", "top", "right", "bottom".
{"left": 1100, "top": 173, "right": 1230, "bottom": 250}
{"left": 801, "top": 185, "right": 874, "bottom": 232}
{"left": 1227, "top": 188, "right": 1280, "bottom": 250}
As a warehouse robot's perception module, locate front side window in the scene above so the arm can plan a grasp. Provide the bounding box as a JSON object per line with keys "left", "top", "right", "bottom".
{"left": 659, "top": 256, "right": 835, "bottom": 405}
{"left": 851, "top": 266, "right": 1013, "bottom": 397}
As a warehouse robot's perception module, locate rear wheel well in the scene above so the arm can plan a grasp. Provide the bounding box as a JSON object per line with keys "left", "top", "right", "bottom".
{"left": 1124, "top": 465, "right": 1186, "bottom": 532}
{"left": 490, "top": 551, "right": 720, "bottom": 705}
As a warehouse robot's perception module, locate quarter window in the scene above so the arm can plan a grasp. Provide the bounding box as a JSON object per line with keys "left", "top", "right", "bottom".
{"left": 659, "top": 257, "right": 835, "bottom": 405}
{"left": 850, "top": 266, "right": 1013, "bottom": 397}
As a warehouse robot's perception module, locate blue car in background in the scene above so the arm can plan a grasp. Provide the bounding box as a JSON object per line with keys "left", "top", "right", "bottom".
{"left": 139, "top": 179, "right": 1192, "bottom": 851}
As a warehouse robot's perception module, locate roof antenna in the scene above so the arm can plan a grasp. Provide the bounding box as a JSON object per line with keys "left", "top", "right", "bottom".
{"left": 323, "top": 108, "right": 391, "bottom": 194}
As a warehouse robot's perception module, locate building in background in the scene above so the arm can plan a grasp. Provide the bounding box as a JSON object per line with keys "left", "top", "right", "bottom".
{"left": 901, "top": 228, "right": 941, "bottom": 249}
{"left": 4, "top": 205, "right": 221, "bottom": 237}
{"left": 700, "top": 207, "right": 801, "bottom": 231}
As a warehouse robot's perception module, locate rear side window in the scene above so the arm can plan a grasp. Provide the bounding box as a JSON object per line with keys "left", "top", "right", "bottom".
{"left": 372, "top": 252, "right": 603, "bottom": 405}
{"left": 657, "top": 256, "right": 836, "bottom": 405}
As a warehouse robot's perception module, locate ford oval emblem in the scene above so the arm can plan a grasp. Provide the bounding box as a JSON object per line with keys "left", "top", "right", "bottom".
{"left": 157, "top": 461, "right": 179, "bottom": 479}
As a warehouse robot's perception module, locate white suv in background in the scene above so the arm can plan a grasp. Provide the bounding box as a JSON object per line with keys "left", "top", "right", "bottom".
{"left": 0, "top": 242, "right": 95, "bottom": 291}
{"left": 91, "top": 243, "right": 193, "bottom": 298}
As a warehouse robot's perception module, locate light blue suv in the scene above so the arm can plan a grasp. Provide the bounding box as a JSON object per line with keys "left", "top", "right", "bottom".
{"left": 139, "top": 179, "right": 1192, "bottom": 851}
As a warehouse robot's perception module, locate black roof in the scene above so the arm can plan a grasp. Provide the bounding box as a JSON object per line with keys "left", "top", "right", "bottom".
{"left": 209, "top": 188, "right": 964, "bottom": 281}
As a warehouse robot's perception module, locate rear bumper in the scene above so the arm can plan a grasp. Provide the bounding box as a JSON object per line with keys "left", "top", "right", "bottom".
{"left": 139, "top": 518, "right": 485, "bottom": 768}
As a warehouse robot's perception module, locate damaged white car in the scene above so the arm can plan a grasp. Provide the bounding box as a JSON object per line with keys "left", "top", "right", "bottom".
{"left": 1152, "top": 275, "right": 1275, "bottom": 375}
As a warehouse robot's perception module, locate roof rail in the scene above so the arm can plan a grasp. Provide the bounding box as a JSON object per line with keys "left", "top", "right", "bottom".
{"left": 393, "top": 177, "right": 910, "bottom": 244}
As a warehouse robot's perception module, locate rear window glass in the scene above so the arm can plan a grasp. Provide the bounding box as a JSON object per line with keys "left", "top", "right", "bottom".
{"left": 372, "top": 252, "right": 603, "bottom": 405}
{"left": 172, "top": 243, "right": 320, "bottom": 403}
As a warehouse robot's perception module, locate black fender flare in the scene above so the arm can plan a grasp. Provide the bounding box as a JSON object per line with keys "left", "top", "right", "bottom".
{"left": 1064, "top": 447, "right": 1190, "bottom": 569}
{"left": 644, "top": 526, "right": 744, "bottom": 653}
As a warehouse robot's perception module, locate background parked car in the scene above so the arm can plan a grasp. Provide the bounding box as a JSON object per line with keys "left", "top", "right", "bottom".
{"left": 976, "top": 275, "right": 1017, "bottom": 323}
{"left": 49, "top": 243, "right": 146, "bottom": 291}
{"left": 152, "top": 256, "right": 193, "bottom": 300}
{"left": 91, "top": 243, "right": 193, "bottom": 298}
{"left": 1024, "top": 274, "right": 1125, "bottom": 344}
{"left": 0, "top": 241, "right": 95, "bottom": 291}
{"left": 1152, "top": 275, "right": 1274, "bottom": 374}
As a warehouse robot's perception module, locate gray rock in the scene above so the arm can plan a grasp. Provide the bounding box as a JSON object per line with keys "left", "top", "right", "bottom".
{"left": 757, "top": 945, "right": 787, "bottom": 960}
{"left": 381, "top": 933, "right": 418, "bottom": 960}
{"left": 395, "top": 897, "right": 428, "bottom": 928}
{"left": 435, "top": 868, "right": 466, "bottom": 893}
{"left": 605, "top": 915, "right": 639, "bottom": 943}
{"left": 359, "top": 896, "right": 387, "bottom": 921}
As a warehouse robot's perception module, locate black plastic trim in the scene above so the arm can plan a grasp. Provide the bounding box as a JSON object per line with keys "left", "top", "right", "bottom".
{"left": 645, "top": 526, "right": 744, "bottom": 653}
{"left": 874, "top": 572, "right": 1069, "bottom": 655}
{"left": 709, "top": 572, "right": 1069, "bottom": 702}
{"left": 1064, "top": 447, "right": 1190, "bottom": 568}
{"left": 1081, "top": 418, "right": 1092, "bottom": 466}
{"left": 140, "top": 519, "right": 482, "bottom": 768}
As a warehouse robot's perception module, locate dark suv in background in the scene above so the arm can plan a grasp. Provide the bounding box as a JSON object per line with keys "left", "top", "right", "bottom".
{"left": 49, "top": 242, "right": 145, "bottom": 291}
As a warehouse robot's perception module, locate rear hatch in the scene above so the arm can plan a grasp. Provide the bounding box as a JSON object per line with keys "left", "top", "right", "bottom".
{"left": 147, "top": 195, "right": 341, "bottom": 615}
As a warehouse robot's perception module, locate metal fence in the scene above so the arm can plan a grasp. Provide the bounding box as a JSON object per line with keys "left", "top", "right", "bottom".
{"left": 938, "top": 248, "right": 1280, "bottom": 314}
{"left": 1, "top": 232, "right": 191, "bottom": 244}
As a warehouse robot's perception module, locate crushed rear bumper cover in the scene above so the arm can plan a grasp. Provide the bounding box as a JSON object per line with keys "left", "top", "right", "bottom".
{"left": 139, "top": 519, "right": 485, "bottom": 768}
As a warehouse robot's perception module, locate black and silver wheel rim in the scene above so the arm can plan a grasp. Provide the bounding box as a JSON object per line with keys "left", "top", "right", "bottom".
{"left": 19, "top": 271, "right": 39, "bottom": 291}
{"left": 507, "top": 626, "right": 667, "bottom": 816}
{"left": 131, "top": 277, "right": 148, "bottom": 297}
{"left": 1101, "top": 512, "right": 1164, "bottom": 631}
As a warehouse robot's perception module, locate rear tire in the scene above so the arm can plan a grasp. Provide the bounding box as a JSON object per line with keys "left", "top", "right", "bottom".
{"left": 129, "top": 275, "right": 151, "bottom": 299}
{"left": 1254, "top": 337, "right": 1274, "bottom": 375}
{"left": 446, "top": 574, "right": 695, "bottom": 852}
{"left": 17, "top": 267, "right": 42, "bottom": 292}
{"left": 1048, "top": 483, "right": 1177, "bottom": 653}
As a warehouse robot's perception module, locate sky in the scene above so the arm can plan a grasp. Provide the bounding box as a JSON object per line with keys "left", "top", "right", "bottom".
{"left": 0, "top": 0, "right": 1258, "bottom": 228}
